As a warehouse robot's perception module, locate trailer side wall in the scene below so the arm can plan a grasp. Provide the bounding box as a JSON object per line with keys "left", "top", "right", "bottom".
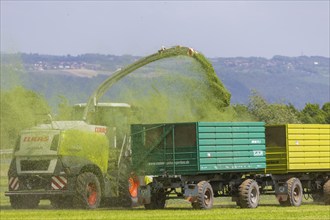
{"left": 131, "top": 122, "right": 266, "bottom": 176}
{"left": 266, "top": 124, "right": 330, "bottom": 173}
{"left": 197, "top": 122, "right": 266, "bottom": 172}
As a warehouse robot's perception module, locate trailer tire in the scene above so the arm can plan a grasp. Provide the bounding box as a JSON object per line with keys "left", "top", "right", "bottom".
{"left": 283, "top": 177, "right": 303, "bottom": 207}
{"left": 238, "top": 179, "right": 260, "bottom": 208}
{"left": 192, "top": 181, "right": 213, "bottom": 209}
{"left": 10, "top": 195, "right": 39, "bottom": 209}
{"left": 144, "top": 188, "right": 166, "bottom": 210}
{"left": 73, "top": 172, "right": 101, "bottom": 209}
{"left": 323, "top": 179, "right": 330, "bottom": 205}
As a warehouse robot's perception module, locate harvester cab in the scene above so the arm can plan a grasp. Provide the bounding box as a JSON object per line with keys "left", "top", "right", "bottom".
{"left": 73, "top": 102, "right": 132, "bottom": 149}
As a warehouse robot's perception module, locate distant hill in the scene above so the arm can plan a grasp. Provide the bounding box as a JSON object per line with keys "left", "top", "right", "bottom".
{"left": 1, "top": 53, "right": 329, "bottom": 110}
{"left": 213, "top": 56, "right": 329, "bottom": 108}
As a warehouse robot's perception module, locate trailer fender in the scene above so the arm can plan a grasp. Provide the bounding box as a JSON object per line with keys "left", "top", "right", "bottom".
{"left": 275, "top": 182, "right": 289, "bottom": 202}
{"left": 184, "top": 184, "right": 199, "bottom": 202}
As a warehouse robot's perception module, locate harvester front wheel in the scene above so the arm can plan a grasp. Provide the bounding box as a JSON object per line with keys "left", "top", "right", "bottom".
{"left": 238, "top": 179, "right": 260, "bottom": 208}
{"left": 192, "top": 181, "right": 214, "bottom": 209}
{"left": 73, "top": 172, "right": 101, "bottom": 209}
{"left": 323, "top": 179, "right": 330, "bottom": 205}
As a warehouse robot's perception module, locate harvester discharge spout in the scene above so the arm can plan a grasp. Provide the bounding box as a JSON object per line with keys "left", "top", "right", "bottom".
{"left": 82, "top": 45, "right": 230, "bottom": 122}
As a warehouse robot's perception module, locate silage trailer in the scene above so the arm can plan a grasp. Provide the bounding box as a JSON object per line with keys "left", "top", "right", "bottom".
{"left": 130, "top": 122, "right": 330, "bottom": 209}
{"left": 130, "top": 121, "right": 266, "bottom": 209}
{"left": 259, "top": 124, "right": 330, "bottom": 206}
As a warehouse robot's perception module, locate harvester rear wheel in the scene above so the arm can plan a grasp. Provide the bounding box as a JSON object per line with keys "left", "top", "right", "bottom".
{"left": 192, "top": 181, "right": 214, "bottom": 209}
{"left": 238, "top": 179, "right": 260, "bottom": 208}
{"left": 117, "top": 177, "right": 135, "bottom": 208}
{"left": 144, "top": 188, "right": 166, "bottom": 210}
{"left": 73, "top": 172, "right": 101, "bottom": 209}
{"left": 323, "top": 179, "right": 330, "bottom": 205}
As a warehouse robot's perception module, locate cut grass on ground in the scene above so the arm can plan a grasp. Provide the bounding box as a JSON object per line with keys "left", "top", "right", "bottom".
{"left": 0, "top": 196, "right": 329, "bottom": 220}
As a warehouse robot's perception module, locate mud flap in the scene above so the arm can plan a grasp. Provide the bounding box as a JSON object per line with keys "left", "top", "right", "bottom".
{"left": 275, "top": 183, "right": 289, "bottom": 202}
{"left": 276, "top": 194, "right": 289, "bottom": 202}
{"left": 183, "top": 184, "right": 198, "bottom": 203}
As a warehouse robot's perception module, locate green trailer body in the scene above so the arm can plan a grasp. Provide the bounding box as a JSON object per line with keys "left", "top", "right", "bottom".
{"left": 131, "top": 122, "right": 266, "bottom": 176}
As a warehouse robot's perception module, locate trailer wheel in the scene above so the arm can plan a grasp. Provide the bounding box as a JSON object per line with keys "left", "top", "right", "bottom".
{"left": 10, "top": 195, "right": 39, "bottom": 209}
{"left": 192, "top": 181, "right": 214, "bottom": 209}
{"left": 238, "top": 179, "right": 260, "bottom": 208}
{"left": 144, "top": 188, "right": 166, "bottom": 209}
{"left": 73, "top": 172, "right": 101, "bottom": 209}
{"left": 282, "top": 177, "right": 302, "bottom": 207}
{"left": 323, "top": 179, "right": 330, "bottom": 205}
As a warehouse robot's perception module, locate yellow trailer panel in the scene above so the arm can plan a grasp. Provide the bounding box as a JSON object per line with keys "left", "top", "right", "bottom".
{"left": 289, "top": 151, "right": 330, "bottom": 158}
{"left": 266, "top": 124, "right": 330, "bottom": 173}
{"left": 289, "top": 163, "right": 330, "bottom": 170}
{"left": 288, "top": 146, "right": 329, "bottom": 152}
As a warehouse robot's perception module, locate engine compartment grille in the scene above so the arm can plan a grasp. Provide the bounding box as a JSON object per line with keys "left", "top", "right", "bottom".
{"left": 20, "top": 160, "right": 50, "bottom": 171}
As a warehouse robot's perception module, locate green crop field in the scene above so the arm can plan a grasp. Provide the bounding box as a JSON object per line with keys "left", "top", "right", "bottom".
{"left": 1, "top": 155, "right": 329, "bottom": 220}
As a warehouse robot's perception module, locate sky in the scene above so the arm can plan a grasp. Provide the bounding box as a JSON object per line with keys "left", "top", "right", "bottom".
{"left": 1, "top": 1, "right": 329, "bottom": 58}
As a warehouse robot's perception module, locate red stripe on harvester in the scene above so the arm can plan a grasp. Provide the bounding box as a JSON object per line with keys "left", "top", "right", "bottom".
{"left": 56, "top": 176, "right": 67, "bottom": 185}
{"left": 51, "top": 176, "right": 67, "bottom": 190}
{"left": 12, "top": 181, "right": 19, "bottom": 190}
{"left": 9, "top": 177, "right": 19, "bottom": 190}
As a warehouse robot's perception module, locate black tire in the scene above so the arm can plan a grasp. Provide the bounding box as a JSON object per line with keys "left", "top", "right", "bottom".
{"left": 238, "top": 179, "right": 260, "bottom": 208}
{"left": 192, "top": 181, "right": 214, "bottom": 209}
{"left": 73, "top": 172, "right": 101, "bottom": 209}
{"left": 10, "top": 195, "right": 39, "bottom": 209}
{"left": 144, "top": 188, "right": 166, "bottom": 210}
{"left": 282, "top": 177, "right": 303, "bottom": 207}
{"left": 323, "top": 179, "right": 330, "bottom": 205}
{"left": 51, "top": 196, "right": 73, "bottom": 209}
{"left": 118, "top": 177, "right": 135, "bottom": 208}
{"left": 117, "top": 160, "right": 134, "bottom": 208}
{"left": 191, "top": 202, "right": 199, "bottom": 209}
